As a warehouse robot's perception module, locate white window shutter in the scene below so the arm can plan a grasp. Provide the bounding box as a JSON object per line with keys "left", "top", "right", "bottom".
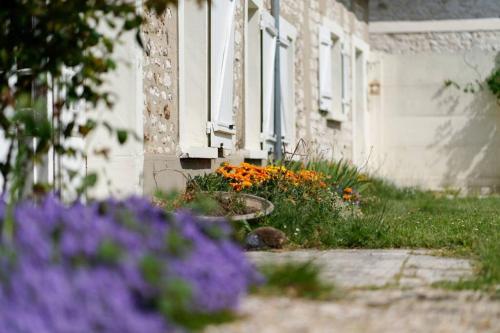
{"left": 279, "top": 40, "right": 289, "bottom": 144}
{"left": 319, "top": 26, "right": 333, "bottom": 113}
{"left": 210, "top": 0, "right": 236, "bottom": 149}
{"left": 260, "top": 12, "right": 277, "bottom": 152}
{"left": 341, "top": 46, "right": 351, "bottom": 115}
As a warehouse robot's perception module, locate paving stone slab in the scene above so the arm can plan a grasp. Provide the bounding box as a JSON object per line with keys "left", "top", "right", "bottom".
{"left": 205, "top": 250, "right": 490, "bottom": 333}
{"left": 247, "top": 249, "right": 473, "bottom": 288}
{"left": 205, "top": 290, "right": 500, "bottom": 333}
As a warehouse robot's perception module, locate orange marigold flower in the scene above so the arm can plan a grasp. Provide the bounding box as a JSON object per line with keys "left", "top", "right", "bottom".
{"left": 241, "top": 181, "right": 252, "bottom": 188}
{"left": 343, "top": 194, "right": 352, "bottom": 201}
{"left": 344, "top": 187, "right": 353, "bottom": 194}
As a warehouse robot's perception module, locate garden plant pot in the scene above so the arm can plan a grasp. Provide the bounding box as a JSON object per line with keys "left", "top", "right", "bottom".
{"left": 197, "top": 192, "right": 274, "bottom": 222}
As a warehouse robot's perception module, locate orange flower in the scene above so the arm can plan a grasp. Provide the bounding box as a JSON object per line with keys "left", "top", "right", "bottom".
{"left": 217, "top": 163, "right": 329, "bottom": 190}
{"left": 343, "top": 187, "right": 353, "bottom": 194}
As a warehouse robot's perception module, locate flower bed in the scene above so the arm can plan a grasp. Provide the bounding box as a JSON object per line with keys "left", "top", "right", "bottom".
{"left": 0, "top": 196, "right": 261, "bottom": 332}
{"left": 188, "top": 162, "right": 364, "bottom": 247}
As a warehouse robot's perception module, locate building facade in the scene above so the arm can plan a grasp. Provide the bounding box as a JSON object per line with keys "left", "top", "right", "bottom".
{"left": 82, "top": 0, "right": 500, "bottom": 198}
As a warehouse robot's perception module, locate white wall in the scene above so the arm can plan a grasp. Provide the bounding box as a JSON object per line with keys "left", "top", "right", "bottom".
{"left": 370, "top": 50, "right": 500, "bottom": 194}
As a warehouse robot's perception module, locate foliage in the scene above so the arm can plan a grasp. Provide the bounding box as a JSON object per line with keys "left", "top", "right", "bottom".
{"left": 323, "top": 179, "right": 500, "bottom": 291}
{"left": 486, "top": 68, "right": 500, "bottom": 100}
{"left": 287, "top": 159, "right": 370, "bottom": 195}
{"left": 444, "top": 57, "right": 500, "bottom": 104}
{"left": 0, "top": 195, "right": 261, "bottom": 332}
{"left": 255, "top": 261, "right": 335, "bottom": 300}
{"left": 0, "top": 0, "right": 181, "bottom": 201}
{"left": 190, "top": 163, "right": 362, "bottom": 247}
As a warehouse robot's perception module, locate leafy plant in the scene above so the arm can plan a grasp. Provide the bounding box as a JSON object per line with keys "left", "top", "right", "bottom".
{"left": 287, "top": 159, "right": 370, "bottom": 195}
{"left": 486, "top": 68, "right": 500, "bottom": 100}
{"left": 191, "top": 163, "right": 362, "bottom": 247}
{"left": 255, "top": 261, "right": 335, "bottom": 300}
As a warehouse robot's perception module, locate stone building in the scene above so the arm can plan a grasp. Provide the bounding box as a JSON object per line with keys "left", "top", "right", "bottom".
{"left": 82, "top": 0, "right": 500, "bottom": 197}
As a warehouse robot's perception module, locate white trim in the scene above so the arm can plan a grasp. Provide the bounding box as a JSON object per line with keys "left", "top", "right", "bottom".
{"left": 178, "top": 0, "right": 187, "bottom": 150}
{"left": 369, "top": 18, "right": 500, "bottom": 34}
{"left": 351, "top": 35, "right": 370, "bottom": 55}
{"left": 321, "top": 18, "right": 345, "bottom": 40}
{"left": 351, "top": 36, "right": 370, "bottom": 166}
{"left": 178, "top": 0, "right": 210, "bottom": 153}
{"left": 319, "top": 20, "right": 346, "bottom": 122}
{"left": 278, "top": 16, "right": 297, "bottom": 148}
{"left": 328, "top": 112, "right": 348, "bottom": 123}
{"left": 243, "top": 149, "right": 268, "bottom": 160}
{"left": 244, "top": 3, "right": 265, "bottom": 154}
{"left": 179, "top": 147, "right": 218, "bottom": 159}
{"left": 280, "top": 17, "right": 298, "bottom": 41}
{"left": 248, "top": 0, "right": 262, "bottom": 9}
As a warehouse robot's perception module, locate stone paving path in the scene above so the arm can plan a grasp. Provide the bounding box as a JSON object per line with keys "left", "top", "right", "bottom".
{"left": 206, "top": 250, "right": 500, "bottom": 333}
{"left": 247, "top": 249, "right": 473, "bottom": 288}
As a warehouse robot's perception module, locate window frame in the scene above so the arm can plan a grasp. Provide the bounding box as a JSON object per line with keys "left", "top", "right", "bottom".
{"left": 319, "top": 19, "right": 347, "bottom": 122}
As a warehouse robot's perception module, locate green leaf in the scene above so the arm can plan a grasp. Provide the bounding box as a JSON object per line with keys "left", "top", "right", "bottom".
{"left": 117, "top": 129, "right": 128, "bottom": 144}
{"left": 81, "top": 173, "right": 98, "bottom": 188}
{"left": 140, "top": 254, "right": 163, "bottom": 285}
{"left": 97, "top": 240, "right": 123, "bottom": 264}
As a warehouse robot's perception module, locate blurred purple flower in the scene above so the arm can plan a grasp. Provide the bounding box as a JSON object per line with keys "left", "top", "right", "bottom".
{"left": 0, "top": 195, "right": 261, "bottom": 333}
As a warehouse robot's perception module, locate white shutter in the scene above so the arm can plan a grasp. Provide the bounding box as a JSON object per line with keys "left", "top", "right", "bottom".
{"left": 279, "top": 39, "right": 289, "bottom": 144}
{"left": 341, "top": 45, "right": 351, "bottom": 116}
{"left": 209, "top": 0, "right": 236, "bottom": 149}
{"left": 279, "top": 18, "right": 297, "bottom": 149}
{"left": 319, "top": 26, "right": 333, "bottom": 113}
{"left": 260, "top": 12, "right": 277, "bottom": 152}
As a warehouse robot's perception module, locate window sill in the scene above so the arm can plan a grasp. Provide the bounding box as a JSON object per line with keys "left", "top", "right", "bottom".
{"left": 327, "top": 113, "right": 348, "bottom": 123}
{"left": 243, "top": 149, "right": 269, "bottom": 160}
{"left": 179, "top": 147, "right": 218, "bottom": 159}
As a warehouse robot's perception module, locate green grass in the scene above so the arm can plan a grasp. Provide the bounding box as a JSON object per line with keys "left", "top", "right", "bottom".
{"left": 320, "top": 179, "right": 500, "bottom": 291}
{"left": 254, "top": 261, "right": 337, "bottom": 300}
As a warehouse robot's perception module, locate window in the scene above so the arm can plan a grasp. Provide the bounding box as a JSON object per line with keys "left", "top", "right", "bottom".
{"left": 209, "top": 0, "right": 237, "bottom": 150}
{"left": 260, "top": 14, "right": 297, "bottom": 153}
{"left": 179, "top": 0, "right": 238, "bottom": 157}
{"left": 278, "top": 17, "right": 297, "bottom": 148}
{"left": 318, "top": 20, "right": 348, "bottom": 122}
{"left": 243, "top": 1, "right": 268, "bottom": 159}
{"left": 260, "top": 11, "right": 277, "bottom": 153}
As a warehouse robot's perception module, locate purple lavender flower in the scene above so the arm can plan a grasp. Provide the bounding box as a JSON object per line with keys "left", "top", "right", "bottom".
{"left": 0, "top": 195, "right": 261, "bottom": 333}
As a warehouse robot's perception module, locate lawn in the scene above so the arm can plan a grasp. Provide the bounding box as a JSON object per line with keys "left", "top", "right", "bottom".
{"left": 320, "top": 180, "right": 500, "bottom": 290}
{"left": 168, "top": 162, "right": 500, "bottom": 291}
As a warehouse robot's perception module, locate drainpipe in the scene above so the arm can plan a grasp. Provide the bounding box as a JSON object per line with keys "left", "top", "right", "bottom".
{"left": 272, "top": 0, "right": 282, "bottom": 161}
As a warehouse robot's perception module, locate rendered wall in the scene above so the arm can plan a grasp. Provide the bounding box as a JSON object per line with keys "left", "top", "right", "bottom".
{"left": 368, "top": 1, "right": 500, "bottom": 193}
